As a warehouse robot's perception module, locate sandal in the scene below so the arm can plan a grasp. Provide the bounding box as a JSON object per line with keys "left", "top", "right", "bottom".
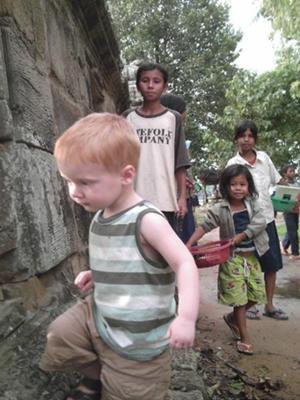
{"left": 263, "top": 308, "right": 288, "bottom": 320}
{"left": 236, "top": 341, "right": 253, "bottom": 355}
{"left": 65, "top": 377, "right": 102, "bottom": 400}
{"left": 223, "top": 314, "right": 241, "bottom": 340}
{"left": 246, "top": 307, "right": 260, "bottom": 320}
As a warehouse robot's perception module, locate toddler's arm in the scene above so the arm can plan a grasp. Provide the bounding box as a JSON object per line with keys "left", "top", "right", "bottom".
{"left": 140, "top": 212, "right": 200, "bottom": 348}
{"left": 74, "top": 270, "right": 94, "bottom": 292}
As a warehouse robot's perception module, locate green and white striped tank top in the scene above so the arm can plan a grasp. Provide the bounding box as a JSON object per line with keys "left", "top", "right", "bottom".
{"left": 90, "top": 200, "right": 176, "bottom": 361}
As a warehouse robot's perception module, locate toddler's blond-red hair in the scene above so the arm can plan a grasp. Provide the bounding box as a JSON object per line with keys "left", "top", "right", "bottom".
{"left": 54, "top": 113, "right": 140, "bottom": 171}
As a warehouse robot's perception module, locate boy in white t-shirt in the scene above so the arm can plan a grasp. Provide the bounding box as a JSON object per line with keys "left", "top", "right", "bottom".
{"left": 123, "top": 62, "right": 190, "bottom": 229}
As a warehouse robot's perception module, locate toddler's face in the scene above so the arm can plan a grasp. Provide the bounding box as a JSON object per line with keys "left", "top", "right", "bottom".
{"left": 57, "top": 162, "right": 124, "bottom": 212}
{"left": 229, "top": 174, "right": 249, "bottom": 201}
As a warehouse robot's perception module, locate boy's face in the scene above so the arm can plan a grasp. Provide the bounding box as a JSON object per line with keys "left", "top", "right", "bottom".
{"left": 236, "top": 129, "right": 256, "bottom": 153}
{"left": 137, "top": 69, "right": 167, "bottom": 102}
{"left": 58, "top": 162, "right": 124, "bottom": 212}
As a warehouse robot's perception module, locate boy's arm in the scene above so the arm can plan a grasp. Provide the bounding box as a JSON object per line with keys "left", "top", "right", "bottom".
{"left": 175, "top": 167, "right": 187, "bottom": 217}
{"left": 140, "top": 212, "right": 200, "bottom": 348}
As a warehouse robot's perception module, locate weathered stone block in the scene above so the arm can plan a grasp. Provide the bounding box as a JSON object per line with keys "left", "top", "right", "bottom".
{"left": 0, "top": 144, "right": 89, "bottom": 281}
{"left": 1, "top": 25, "right": 55, "bottom": 150}
{"left": 0, "top": 100, "right": 13, "bottom": 139}
{"left": 0, "top": 143, "right": 18, "bottom": 257}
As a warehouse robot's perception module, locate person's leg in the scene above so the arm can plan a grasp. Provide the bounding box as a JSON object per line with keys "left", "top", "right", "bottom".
{"left": 233, "top": 305, "right": 250, "bottom": 344}
{"left": 257, "top": 221, "right": 288, "bottom": 319}
{"left": 281, "top": 213, "right": 290, "bottom": 254}
{"left": 225, "top": 300, "right": 256, "bottom": 339}
{"left": 40, "top": 297, "right": 102, "bottom": 399}
{"left": 99, "top": 345, "right": 171, "bottom": 400}
{"left": 263, "top": 271, "right": 288, "bottom": 319}
{"left": 234, "top": 305, "right": 253, "bottom": 355}
{"left": 264, "top": 270, "right": 276, "bottom": 312}
{"left": 286, "top": 213, "right": 299, "bottom": 256}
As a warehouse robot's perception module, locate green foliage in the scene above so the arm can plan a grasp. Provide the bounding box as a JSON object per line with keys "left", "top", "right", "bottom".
{"left": 107, "top": 0, "right": 241, "bottom": 169}
{"left": 261, "top": 0, "right": 300, "bottom": 42}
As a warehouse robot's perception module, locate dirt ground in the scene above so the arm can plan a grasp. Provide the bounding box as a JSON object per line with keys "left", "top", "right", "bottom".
{"left": 197, "top": 227, "right": 300, "bottom": 400}
{"left": 1, "top": 215, "right": 299, "bottom": 399}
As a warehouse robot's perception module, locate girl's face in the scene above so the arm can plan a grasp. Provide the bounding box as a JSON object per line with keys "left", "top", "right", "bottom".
{"left": 228, "top": 174, "right": 249, "bottom": 201}
{"left": 137, "top": 69, "right": 167, "bottom": 102}
{"left": 236, "top": 128, "right": 256, "bottom": 153}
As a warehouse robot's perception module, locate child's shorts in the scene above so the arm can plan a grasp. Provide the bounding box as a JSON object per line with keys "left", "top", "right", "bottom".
{"left": 218, "top": 254, "right": 266, "bottom": 307}
{"left": 40, "top": 296, "right": 171, "bottom": 400}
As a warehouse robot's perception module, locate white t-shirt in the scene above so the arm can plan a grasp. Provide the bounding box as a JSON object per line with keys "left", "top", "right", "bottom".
{"left": 124, "top": 108, "right": 190, "bottom": 212}
{"left": 227, "top": 150, "right": 281, "bottom": 223}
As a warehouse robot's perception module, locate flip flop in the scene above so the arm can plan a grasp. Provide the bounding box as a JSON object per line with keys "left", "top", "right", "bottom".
{"left": 237, "top": 341, "right": 253, "bottom": 355}
{"left": 246, "top": 308, "right": 261, "bottom": 320}
{"left": 223, "top": 314, "right": 241, "bottom": 340}
{"left": 263, "top": 308, "right": 288, "bottom": 320}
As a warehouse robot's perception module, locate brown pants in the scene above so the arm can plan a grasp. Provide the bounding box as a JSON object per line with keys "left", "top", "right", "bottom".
{"left": 40, "top": 296, "right": 171, "bottom": 400}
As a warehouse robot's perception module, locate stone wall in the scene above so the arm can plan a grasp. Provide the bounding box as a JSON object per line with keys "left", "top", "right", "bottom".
{"left": 0, "top": 0, "right": 128, "bottom": 336}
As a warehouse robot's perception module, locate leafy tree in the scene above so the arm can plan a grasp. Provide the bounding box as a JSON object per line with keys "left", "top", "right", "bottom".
{"left": 261, "top": 0, "right": 300, "bottom": 101}
{"left": 107, "top": 0, "right": 241, "bottom": 171}
{"left": 261, "top": 0, "right": 300, "bottom": 42}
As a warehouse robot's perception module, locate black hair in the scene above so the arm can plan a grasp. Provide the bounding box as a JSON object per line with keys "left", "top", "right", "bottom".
{"left": 234, "top": 119, "right": 258, "bottom": 142}
{"left": 160, "top": 93, "right": 186, "bottom": 114}
{"left": 219, "top": 164, "right": 258, "bottom": 201}
{"left": 136, "top": 62, "right": 169, "bottom": 86}
{"left": 281, "top": 164, "right": 295, "bottom": 176}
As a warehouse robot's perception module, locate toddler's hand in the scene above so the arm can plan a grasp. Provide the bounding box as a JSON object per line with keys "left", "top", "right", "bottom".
{"left": 74, "top": 270, "right": 94, "bottom": 292}
{"left": 166, "top": 316, "right": 196, "bottom": 349}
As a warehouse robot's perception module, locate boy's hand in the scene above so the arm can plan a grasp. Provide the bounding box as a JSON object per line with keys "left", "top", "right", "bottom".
{"left": 177, "top": 196, "right": 187, "bottom": 218}
{"left": 74, "top": 270, "right": 94, "bottom": 292}
{"left": 166, "top": 316, "right": 196, "bottom": 349}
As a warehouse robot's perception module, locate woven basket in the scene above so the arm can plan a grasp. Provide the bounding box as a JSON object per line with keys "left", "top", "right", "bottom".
{"left": 190, "top": 239, "right": 232, "bottom": 268}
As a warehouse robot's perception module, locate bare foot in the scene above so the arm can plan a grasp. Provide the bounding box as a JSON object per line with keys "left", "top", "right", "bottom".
{"left": 289, "top": 255, "right": 300, "bottom": 261}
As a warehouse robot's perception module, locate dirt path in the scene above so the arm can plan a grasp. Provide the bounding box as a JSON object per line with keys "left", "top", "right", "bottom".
{"left": 197, "top": 228, "right": 300, "bottom": 400}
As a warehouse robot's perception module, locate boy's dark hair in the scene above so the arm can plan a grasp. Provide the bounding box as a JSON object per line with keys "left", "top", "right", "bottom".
{"left": 136, "top": 62, "right": 169, "bottom": 86}
{"left": 281, "top": 164, "right": 295, "bottom": 176}
{"left": 234, "top": 119, "right": 258, "bottom": 142}
{"left": 160, "top": 93, "right": 186, "bottom": 114}
{"left": 219, "top": 164, "right": 258, "bottom": 200}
